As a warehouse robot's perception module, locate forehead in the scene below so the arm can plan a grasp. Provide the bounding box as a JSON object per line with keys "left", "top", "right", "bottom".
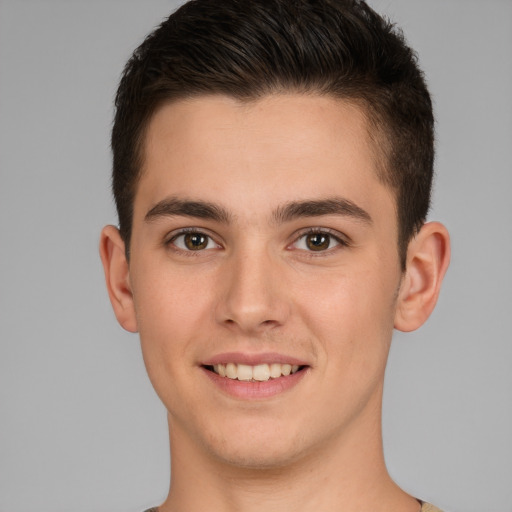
{"left": 143, "top": 94, "right": 375, "bottom": 161}
{"left": 136, "top": 94, "right": 393, "bottom": 221}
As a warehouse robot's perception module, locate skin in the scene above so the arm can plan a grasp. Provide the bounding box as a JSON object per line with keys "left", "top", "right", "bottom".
{"left": 100, "top": 94, "right": 450, "bottom": 512}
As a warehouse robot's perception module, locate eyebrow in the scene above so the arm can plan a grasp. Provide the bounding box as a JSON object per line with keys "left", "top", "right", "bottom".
{"left": 144, "top": 196, "right": 372, "bottom": 225}
{"left": 272, "top": 198, "right": 372, "bottom": 225}
{"left": 145, "top": 197, "right": 231, "bottom": 224}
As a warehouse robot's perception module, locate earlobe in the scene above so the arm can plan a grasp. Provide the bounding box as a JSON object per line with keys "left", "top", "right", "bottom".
{"left": 99, "top": 225, "right": 138, "bottom": 333}
{"left": 394, "top": 222, "right": 450, "bottom": 332}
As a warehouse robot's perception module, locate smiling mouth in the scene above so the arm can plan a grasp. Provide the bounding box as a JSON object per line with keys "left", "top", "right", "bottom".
{"left": 203, "top": 363, "right": 306, "bottom": 382}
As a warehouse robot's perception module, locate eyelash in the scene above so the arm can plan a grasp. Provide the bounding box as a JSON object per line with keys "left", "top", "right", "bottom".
{"left": 165, "top": 227, "right": 350, "bottom": 255}
{"left": 290, "top": 228, "right": 350, "bottom": 256}
{"left": 165, "top": 228, "right": 221, "bottom": 256}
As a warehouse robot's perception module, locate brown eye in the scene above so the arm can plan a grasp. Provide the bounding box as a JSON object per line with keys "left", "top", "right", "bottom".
{"left": 305, "top": 233, "right": 331, "bottom": 251}
{"left": 171, "top": 231, "right": 217, "bottom": 251}
{"left": 184, "top": 232, "right": 208, "bottom": 250}
{"left": 292, "top": 230, "right": 343, "bottom": 253}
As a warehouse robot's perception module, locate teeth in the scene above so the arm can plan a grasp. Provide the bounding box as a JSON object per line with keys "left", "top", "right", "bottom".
{"left": 253, "top": 364, "right": 270, "bottom": 381}
{"left": 225, "top": 363, "right": 237, "bottom": 379}
{"left": 281, "top": 364, "right": 292, "bottom": 376}
{"left": 212, "top": 363, "right": 302, "bottom": 381}
{"left": 269, "top": 363, "right": 282, "bottom": 378}
{"left": 237, "top": 364, "right": 253, "bottom": 381}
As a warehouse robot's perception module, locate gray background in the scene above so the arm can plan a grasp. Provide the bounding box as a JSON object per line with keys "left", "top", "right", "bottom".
{"left": 0, "top": 1, "right": 511, "bottom": 511}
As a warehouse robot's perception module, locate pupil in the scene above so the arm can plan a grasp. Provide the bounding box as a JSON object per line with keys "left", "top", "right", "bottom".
{"left": 307, "top": 233, "right": 329, "bottom": 251}
{"left": 185, "top": 233, "right": 207, "bottom": 250}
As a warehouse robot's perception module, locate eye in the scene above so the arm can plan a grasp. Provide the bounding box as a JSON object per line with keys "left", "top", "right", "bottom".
{"left": 170, "top": 231, "right": 218, "bottom": 251}
{"left": 292, "top": 230, "right": 344, "bottom": 252}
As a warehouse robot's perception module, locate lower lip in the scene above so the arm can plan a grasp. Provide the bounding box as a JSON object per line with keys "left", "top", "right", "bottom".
{"left": 201, "top": 367, "right": 308, "bottom": 400}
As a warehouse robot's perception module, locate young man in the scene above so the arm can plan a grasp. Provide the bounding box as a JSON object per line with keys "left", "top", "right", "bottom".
{"left": 100, "top": 1, "right": 450, "bottom": 511}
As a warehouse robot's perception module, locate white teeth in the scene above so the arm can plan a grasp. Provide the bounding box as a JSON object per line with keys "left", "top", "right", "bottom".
{"left": 281, "top": 364, "right": 292, "bottom": 376}
{"left": 252, "top": 364, "right": 270, "bottom": 381}
{"left": 269, "top": 363, "right": 282, "bottom": 378}
{"left": 237, "top": 364, "right": 253, "bottom": 381}
{"left": 226, "top": 363, "right": 237, "bottom": 379}
{"left": 211, "top": 362, "right": 302, "bottom": 381}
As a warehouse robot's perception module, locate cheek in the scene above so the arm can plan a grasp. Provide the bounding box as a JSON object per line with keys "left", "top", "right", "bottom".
{"left": 293, "top": 264, "right": 397, "bottom": 363}
{"left": 130, "top": 261, "right": 215, "bottom": 390}
{"left": 133, "top": 258, "right": 213, "bottom": 335}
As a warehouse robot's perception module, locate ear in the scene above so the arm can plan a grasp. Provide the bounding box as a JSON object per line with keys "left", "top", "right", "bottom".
{"left": 394, "top": 221, "right": 450, "bottom": 332}
{"left": 99, "top": 225, "right": 138, "bottom": 333}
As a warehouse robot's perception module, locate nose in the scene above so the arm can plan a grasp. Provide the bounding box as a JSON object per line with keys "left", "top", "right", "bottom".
{"left": 215, "top": 245, "right": 291, "bottom": 334}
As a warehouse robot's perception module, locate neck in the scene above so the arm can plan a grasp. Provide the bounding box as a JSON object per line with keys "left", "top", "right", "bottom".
{"left": 158, "top": 388, "right": 418, "bottom": 512}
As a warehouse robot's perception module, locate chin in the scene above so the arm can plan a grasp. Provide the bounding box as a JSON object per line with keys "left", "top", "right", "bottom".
{"left": 210, "top": 444, "right": 303, "bottom": 471}
{"left": 199, "top": 420, "right": 311, "bottom": 470}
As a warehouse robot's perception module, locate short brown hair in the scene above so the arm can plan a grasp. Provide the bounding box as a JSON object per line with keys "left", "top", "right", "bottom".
{"left": 112, "top": 0, "right": 434, "bottom": 268}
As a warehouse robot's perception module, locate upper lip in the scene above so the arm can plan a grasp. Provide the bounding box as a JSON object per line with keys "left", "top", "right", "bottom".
{"left": 202, "top": 352, "right": 309, "bottom": 367}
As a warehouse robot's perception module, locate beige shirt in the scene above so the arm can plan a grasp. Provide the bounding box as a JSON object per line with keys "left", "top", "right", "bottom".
{"left": 145, "top": 502, "right": 443, "bottom": 511}
{"left": 420, "top": 503, "right": 444, "bottom": 512}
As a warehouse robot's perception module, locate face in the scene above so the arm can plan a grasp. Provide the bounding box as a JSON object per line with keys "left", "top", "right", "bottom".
{"left": 126, "top": 94, "right": 404, "bottom": 468}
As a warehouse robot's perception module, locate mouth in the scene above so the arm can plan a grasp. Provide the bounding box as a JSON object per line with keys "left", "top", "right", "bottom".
{"left": 203, "top": 363, "right": 306, "bottom": 382}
